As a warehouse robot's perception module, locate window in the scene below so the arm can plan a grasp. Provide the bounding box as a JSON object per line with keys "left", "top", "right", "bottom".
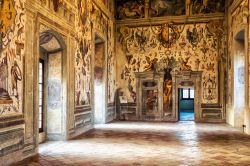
{"left": 39, "top": 59, "right": 44, "bottom": 133}
{"left": 182, "top": 88, "right": 194, "bottom": 99}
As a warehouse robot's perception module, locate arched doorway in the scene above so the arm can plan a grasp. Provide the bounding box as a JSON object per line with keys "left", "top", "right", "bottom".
{"left": 233, "top": 30, "right": 246, "bottom": 129}
{"left": 38, "top": 30, "right": 66, "bottom": 142}
{"left": 93, "top": 34, "right": 107, "bottom": 124}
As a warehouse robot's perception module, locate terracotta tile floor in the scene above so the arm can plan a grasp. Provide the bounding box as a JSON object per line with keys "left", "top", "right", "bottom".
{"left": 16, "top": 121, "right": 250, "bottom": 166}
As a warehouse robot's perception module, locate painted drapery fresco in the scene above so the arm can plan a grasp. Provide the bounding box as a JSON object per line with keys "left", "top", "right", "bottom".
{"left": 117, "top": 21, "right": 225, "bottom": 109}
{"left": 0, "top": 0, "right": 25, "bottom": 115}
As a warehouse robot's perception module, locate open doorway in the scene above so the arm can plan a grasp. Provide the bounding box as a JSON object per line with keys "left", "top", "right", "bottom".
{"left": 233, "top": 30, "right": 245, "bottom": 129}
{"left": 38, "top": 31, "right": 65, "bottom": 143}
{"left": 93, "top": 35, "right": 106, "bottom": 124}
{"left": 178, "top": 88, "right": 194, "bottom": 121}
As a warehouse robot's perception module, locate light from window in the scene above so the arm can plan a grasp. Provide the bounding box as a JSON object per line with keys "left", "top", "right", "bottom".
{"left": 190, "top": 89, "right": 194, "bottom": 99}
{"left": 182, "top": 88, "right": 194, "bottom": 99}
{"left": 39, "top": 60, "right": 44, "bottom": 133}
{"left": 182, "top": 89, "right": 189, "bottom": 99}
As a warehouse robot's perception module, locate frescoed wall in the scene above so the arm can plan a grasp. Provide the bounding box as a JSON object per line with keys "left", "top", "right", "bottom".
{"left": 75, "top": 0, "right": 116, "bottom": 124}
{"left": 115, "top": 0, "right": 225, "bottom": 20}
{"left": 0, "top": 0, "right": 117, "bottom": 164}
{"left": 227, "top": 0, "right": 249, "bottom": 131}
{"left": 149, "top": 0, "right": 186, "bottom": 17}
{"left": 116, "top": 21, "right": 225, "bottom": 108}
{"left": 0, "top": 0, "right": 25, "bottom": 116}
{"left": 191, "top": 0, "right": 225, "bottom": 14}
{"left": 75, "top": 0, "right": 92, "bottom": 106}
{"left": 6, "top": 0, "right": 250, "bottom": 164}
{"left": 107, "top": 21, "right": 116, "bottom": 104}
{"left": 116, "top": 0, "right": 145, "bottom": 20}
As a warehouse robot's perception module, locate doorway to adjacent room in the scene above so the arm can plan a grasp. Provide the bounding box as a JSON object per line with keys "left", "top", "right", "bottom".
{"left": 178, "top": 88, "right": 195, "bottom": 121}
{"left": 93, "top": 35, "right": 106, "bottom": 124}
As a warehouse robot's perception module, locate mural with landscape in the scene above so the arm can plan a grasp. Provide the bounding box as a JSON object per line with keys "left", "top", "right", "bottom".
{"left": 116, "top": 21, "right": 225, "bottom": 110}
{"left": 0, "top": 0, "right": 25, "bottom": 115}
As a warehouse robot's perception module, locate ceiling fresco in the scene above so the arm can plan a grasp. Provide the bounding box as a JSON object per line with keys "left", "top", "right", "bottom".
{"left": 115, "top": 0, "right": 225, "bottom": 19}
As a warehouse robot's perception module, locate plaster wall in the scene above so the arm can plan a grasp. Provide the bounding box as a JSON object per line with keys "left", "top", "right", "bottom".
{"left": 47, "top": 52, "right": 63, "bottom": 136}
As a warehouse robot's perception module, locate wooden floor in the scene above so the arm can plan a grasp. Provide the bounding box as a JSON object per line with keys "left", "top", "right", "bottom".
{"left": 15, "top": 121, "right": 250, "bottom": 166}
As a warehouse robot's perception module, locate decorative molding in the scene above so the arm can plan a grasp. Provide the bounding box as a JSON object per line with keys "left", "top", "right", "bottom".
{"left": 0, "top": 119, "right": 24, "bottom": 129}
{"left": 93, "top": 0, "right": 114, "bottom": 20}
{"left": 116, "top": 14, "right": 225, "bottom": 27}
{"left": 172, "top": 70, "right": 203, "bottom": 122}
{"left": 74, "top": 112, "right": 92, "bottom": 129}
{"left": 229, "top": 0, "right": 246, "bottom": 13}
{"left": 0, "top": 128, "right": 24, "bottom": 157}
{"left": 74, "top": 105, "right": 92, "bottom": 114}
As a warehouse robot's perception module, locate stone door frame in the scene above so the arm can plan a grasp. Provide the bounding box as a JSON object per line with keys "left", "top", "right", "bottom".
{"left": 135, "top": 71, "right": 164, "bottom": 121}
{"left": 171, "top": 70, "right": 203, "bottom": 122}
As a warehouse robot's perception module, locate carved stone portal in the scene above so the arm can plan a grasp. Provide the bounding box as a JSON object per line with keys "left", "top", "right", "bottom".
{"left": 135, "top": 71, "right": 164, "bottom": 121}
{"left": 135, "top": 70, "right": 202, "bottom": 122}
{"left": 171, "top": 70, "right": 203, "bottom": 122}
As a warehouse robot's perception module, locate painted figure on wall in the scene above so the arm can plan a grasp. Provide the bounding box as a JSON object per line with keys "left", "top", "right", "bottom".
{"left": 163, "top": 67, "right": 172, "bottom": 113}
{"left": 116, "top": 0, "right": 144, "bottom": 19}
{"left": 75, "top": 59, "right": 91, "bottom": 106}
{"left": 0, "top": 0, "right": 24, "bottom": 115}
{"left": 75, "top": 73, "right": 89, "bottom": 106}
{"left": 0, "top": 54, "right": 12, "bottom": 103}
{"left": 186, "top": 26, "right": 200, "bottom": 47}
{"left": 163, "top": 79, "right": 172, "bottom": 112}
{"left": 149, "top": 0, "right": 185, "bottom": 17}
{"left": 11, "top": 60, "right": 22, "bottom": 96}
{"left": 203, "top": 74, "right": 216, "bottom": 102}
{"left": 144, "top": 90, "right": 158, "bottom": 113}
{"left": 192, "top": 0, "right": 225, "bottom": 14}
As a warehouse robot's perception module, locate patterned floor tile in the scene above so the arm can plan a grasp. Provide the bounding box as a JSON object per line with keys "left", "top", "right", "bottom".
{"left": 14, "top": 121, "right": 250, "bottom": 166}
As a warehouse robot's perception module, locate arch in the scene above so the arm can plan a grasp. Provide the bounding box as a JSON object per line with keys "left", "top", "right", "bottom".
{"left": 39, "top": 30, "right": 66, "bottom": 53}
{"left": 232, "top": 29, "right": 246, "bottom": 130}
{"left": 38, "top": 30, "right": 68, "bottom": 141}
{"left": 92, "top": 32, "right": 108, "bottom": 124}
